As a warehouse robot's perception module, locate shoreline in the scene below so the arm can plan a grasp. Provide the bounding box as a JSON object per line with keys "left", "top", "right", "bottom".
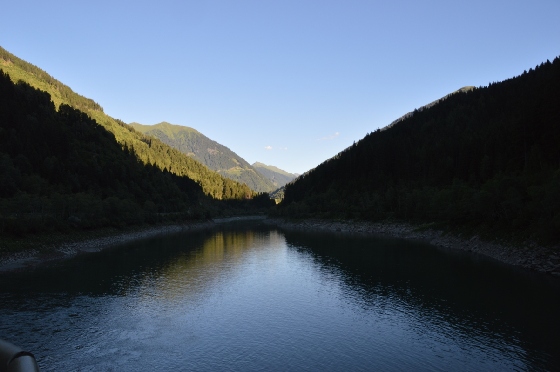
{"left": 265, "top": 218, "right": 560, "bottom": 277}
{"left": 2, "top": 216, "right": 559, "bottom": 277}
{"left": 0, "top": 215, "right": 269, "bottom": 273}
{"left": 0, "top": 220, "right": 215, "bottom": 273}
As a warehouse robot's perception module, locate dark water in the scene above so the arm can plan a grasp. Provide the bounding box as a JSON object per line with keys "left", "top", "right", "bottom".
{"left": 1, "top": 223, "right": 559, "bottom": 371}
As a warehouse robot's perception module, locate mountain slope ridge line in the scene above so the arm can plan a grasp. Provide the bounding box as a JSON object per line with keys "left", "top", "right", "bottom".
{"left": 130, "top": 121, "right": 277, "bottom": 193}
{"left": 0, "top": 46, "right": 255, "bottom": 200}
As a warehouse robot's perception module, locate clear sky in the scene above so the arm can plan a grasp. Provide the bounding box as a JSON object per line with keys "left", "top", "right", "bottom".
{"left": 2, "top": 1, "right": 558, "bottom": 174}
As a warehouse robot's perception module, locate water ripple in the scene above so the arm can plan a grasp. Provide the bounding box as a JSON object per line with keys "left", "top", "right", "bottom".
{"left": 0, "top": 226, "right": 559, "bottom": 370}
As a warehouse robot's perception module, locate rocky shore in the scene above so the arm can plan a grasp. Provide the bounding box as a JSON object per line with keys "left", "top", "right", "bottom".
{"left": 265, "top": 218, "right": 560, "bottom": 277}
{"left": 0, "top": 220, "right": 215, "bottom": 272}
{"left": 2, "top": 216, "right": 559, "bottom": 277}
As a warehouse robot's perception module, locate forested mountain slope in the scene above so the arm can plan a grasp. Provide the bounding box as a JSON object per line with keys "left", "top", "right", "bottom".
{"left": 252, "top": 162, "right": 298, "bottom": 189}
{"left": 130, "top": 122, "right": 276, "bottom": 193}
{"left": 279, "top": 57, "right": 560, "bottom": 243}
{"left": 383, "top": 86, "right": 475, "bottom": 130}
{"left": 0, "top": 70, "right": 208, "bottom": 233}
{"left": 0, "top": 46, "right": 253, "bottom": 200}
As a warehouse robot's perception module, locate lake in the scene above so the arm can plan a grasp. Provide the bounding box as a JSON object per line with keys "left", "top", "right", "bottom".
{"left": 1, "top": 222, "right": 559, "bottom": 371}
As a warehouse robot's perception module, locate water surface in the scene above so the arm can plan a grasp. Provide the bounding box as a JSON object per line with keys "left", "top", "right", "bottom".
{"left": 1, "top": 223, "right": 559, "bottom": 371}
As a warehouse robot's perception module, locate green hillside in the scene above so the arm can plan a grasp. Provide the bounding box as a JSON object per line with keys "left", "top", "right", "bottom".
{"left": 0, "top": 46, "right": 254, "bottom": 200}
{"left": 252, "top": 162, "right": 297, "bottom": 189}
{"left": 279, "top": 57, "right": 560, "bottom": 243}
{"left": 130, "top": 122, "right": 277, "bottom": 193}
{"left": 0, "top": 70, "right": 210, "bottom": 237}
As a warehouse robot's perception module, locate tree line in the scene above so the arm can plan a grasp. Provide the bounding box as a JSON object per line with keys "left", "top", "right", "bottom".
{"left": 0, "top": 70, "right": 273, "bottom": 237}
{"left": 277, "top": 57, "right": 560, "bottom": 243}
{"left": 0, "top": 46, "right": 258, "bottom": 201}
{"left": 0, "top": 46, "right": 103, "bottom": 112}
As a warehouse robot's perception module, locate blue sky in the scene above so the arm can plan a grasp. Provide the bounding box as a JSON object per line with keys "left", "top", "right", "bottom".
{"left": 2, "top": 1, "right": 559, "bottom": 174}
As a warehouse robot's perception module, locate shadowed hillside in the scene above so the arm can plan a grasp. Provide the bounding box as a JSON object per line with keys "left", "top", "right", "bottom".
{"left": 0, "top": 46, "right": 254, "bottom": 200}
{"left": 278, "top": 57, "right": 560, "bottom": 243}
{"left": 0, "top": 70, "right": 208, "bottom": 235}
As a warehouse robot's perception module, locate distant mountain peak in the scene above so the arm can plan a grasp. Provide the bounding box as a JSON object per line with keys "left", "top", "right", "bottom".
{"left": 252, "top": 162, "right": 298, "bottom": 188}
{"left": 130, "top": 122, "right": 200, "bottom": 140}
{"left": 129, "top": 122, "right": 277, "bottom": 193}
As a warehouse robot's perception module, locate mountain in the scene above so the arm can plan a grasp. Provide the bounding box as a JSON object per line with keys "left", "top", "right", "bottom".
{"left": 252, "top": 162, "right": 298, "bottom": 189}
{"left": 278, "top": 57, "right": 560, "bottom": 243}
{"left": 0, "top": 46, "right": 254, "bottom": 201}
{"left": 383, "top": 86, "right": 475, "bottom": 130}
{"left": 0, "top": 69, "right": 207, "bottom": 234}
{"left": 129, "top": 122, "right": 276, "bottom": 193}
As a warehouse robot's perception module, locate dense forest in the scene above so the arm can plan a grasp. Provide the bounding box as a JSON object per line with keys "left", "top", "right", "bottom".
{"left": 130, "top": 122, "right": 277, "bottom": 193}
{"left": 0, "top": 70, "right": 273, "bottom": 237}
{"left": 278, "top": 57, "right": 560, "bottom": 243}
{"left": 0, "top": 46, "right": 256, "bottom": 201}
{"left": 2, "top": 43, "right": 559, "bottom": 245}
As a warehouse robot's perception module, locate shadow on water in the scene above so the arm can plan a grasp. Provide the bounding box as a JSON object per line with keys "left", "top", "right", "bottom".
{"left": 282, "top": 229, "right": 560, "bottom": 370}
{"left": 0, "top": 223, "right": 274, "bottom": 298}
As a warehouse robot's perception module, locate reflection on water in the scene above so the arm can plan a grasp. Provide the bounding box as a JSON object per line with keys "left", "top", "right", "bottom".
{"left": 1, "top": 223, "right": 559, "bottom": 371}
{"left": 137, "top": 228, "right": 285, "bottom": 304}
{"left": 284, "top": 230, "right": 560, "bottom": 370}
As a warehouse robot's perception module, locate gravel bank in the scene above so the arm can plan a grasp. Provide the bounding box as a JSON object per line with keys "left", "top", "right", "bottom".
{"left": 265, "top": 218, "right": 560, "bottom": 277}
{"left": 0, "top": 221, "right": 214, "bottom": 272}
{"left": 3, "top": 217, "right": 558, "bottom": 277}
